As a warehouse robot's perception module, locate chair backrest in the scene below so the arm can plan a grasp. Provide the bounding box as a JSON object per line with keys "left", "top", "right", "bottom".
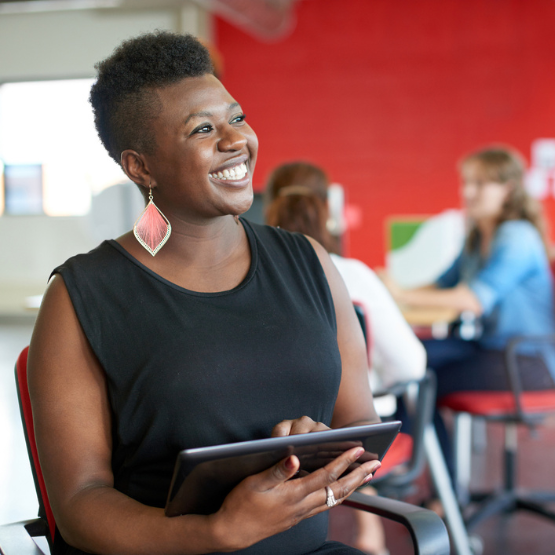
{"left": 15, "top": 346, "right": 56, "bottom": 544}
{"left": 353, "top": 302, "right": 373, "bottom": 365}
{"left": 353, "top": 303, "right": 367, "bottom": 342}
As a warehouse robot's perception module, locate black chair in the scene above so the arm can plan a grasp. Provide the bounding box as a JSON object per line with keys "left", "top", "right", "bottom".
{"left": 0, "top": 347, "right": 450, "bottom": 555}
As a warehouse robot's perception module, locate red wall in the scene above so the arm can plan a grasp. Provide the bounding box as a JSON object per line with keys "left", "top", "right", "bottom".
{"left": 215, "top": 0, "right": 555, "bottom": 267}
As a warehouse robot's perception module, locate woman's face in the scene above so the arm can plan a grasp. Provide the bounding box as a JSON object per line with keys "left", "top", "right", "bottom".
{"left": 460, "top": 161, "right": 510, "bottom": 222}
{"left": 143, "top": 74, "right": 258, "bottom": 221}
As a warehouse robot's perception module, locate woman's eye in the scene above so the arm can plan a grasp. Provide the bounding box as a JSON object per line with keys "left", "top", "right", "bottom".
{"left": 231, "top": 114, "right": 246, "bottom": 124}
{"left": 192, "top": 124, "right": 213, "bottom": 135}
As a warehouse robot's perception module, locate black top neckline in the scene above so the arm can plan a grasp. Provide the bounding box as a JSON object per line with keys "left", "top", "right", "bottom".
{"left": 106, "top": 217, "right": 259, "bottom": 298}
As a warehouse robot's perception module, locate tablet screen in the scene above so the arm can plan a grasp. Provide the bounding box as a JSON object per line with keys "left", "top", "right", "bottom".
{"left": 165, "top": 421, "right": 401, "bottom": 517}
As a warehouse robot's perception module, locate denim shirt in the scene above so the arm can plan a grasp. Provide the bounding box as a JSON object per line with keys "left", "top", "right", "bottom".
{"left": 436, "top": 220, "right": 555, "bottom": 375}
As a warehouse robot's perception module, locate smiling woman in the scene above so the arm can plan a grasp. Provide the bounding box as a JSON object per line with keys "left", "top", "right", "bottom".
{"left": 26, "top": 31, "right": 380, "bottom": 555}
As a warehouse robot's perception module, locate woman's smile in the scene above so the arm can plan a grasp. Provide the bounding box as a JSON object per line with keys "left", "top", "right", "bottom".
{"left": 208, "top": 155, "right": 250, "bottom": 187}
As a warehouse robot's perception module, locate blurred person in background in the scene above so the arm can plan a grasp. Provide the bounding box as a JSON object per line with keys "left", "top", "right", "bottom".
{"left": 266, "top": 162, "right": 427, "bottom": 555}
{"left": 384, "top": 146, "right": 555, "bottom": 469}
{"left": 265, "top": 162, "right": 342, "bottom": 254}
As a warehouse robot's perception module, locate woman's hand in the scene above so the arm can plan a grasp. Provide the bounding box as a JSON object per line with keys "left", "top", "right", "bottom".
{"left": 271, "top": 416, "right": 330, "bottom": 437}
{"left": 210, "top": 446, "right": 382, "bottom": 552}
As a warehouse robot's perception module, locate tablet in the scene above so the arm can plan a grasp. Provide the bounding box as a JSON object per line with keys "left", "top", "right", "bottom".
{"left": 165, "top": 421, "right": 401, "bottom": 517}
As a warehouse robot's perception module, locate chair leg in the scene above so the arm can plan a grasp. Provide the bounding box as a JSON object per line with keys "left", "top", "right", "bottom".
{"left": 471, "top": 417, "right": 487, "bottom": 454}
{"left": 521, "top": 491, "right": 555, "bottom": 503}
{"left": 465, "top": 491, "right": 516, "bottom": 530}
{"left": 454, "top": 412, "right": 473, "bottom": 506}
{"left": 516, "top": 497, "right": 555, "bottom": 521}
{"left": 503, "top": 423, "right": 517, "bottom": 491}
{"left": 424, "top": 424, "right": 474, "bottom": 555}
{"left": 463, "top": 420, "right": 555, "bottom": 530}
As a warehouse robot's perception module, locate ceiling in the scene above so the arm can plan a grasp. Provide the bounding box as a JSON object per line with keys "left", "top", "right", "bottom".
{"left": 0, "top": 0, "right": 299, "bottom": 40}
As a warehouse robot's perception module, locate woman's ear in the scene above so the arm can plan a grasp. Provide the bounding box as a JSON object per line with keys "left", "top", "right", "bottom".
{"left": 120, "top": 150, "right": 151, "bottom": 189}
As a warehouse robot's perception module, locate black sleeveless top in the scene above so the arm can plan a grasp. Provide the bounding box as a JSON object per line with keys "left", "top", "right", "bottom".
{"left": 52, "top": 220, "right": 342, "bottom": 555}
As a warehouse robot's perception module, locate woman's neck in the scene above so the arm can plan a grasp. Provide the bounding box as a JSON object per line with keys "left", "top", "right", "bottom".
{"left": 475, "top": 217, "right": 498, "bottom": 257}
{"left": 117, "top": 215, "right": 250, "bottom": 292}
{"left": 161, "top": 215, "right": 242, "bottom": 266}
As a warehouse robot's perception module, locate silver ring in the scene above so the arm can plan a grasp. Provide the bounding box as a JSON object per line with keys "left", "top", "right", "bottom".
{"left": 325, "top": 486, "right": 337, "bottom": 508}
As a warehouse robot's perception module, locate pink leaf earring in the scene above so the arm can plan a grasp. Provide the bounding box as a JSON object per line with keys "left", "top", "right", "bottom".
{"left": 133, "top": 187, "right": 171, "bottom": 256}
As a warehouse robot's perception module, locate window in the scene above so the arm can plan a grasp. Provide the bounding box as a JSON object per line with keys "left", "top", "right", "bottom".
{"left": 0, "top": 79, "right": 126, "bottom": 216}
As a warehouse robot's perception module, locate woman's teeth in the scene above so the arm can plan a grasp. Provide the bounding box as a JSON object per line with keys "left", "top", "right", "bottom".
{"left": 209, "top": 162, "right": 248, "bottom": 181}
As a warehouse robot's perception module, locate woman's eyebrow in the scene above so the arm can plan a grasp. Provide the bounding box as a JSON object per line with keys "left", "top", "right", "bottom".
{"left": 184, "top": 110, "right": 212, "bottom": 125}
{"left": 183, "top": 103, "right": 241, "bottom": 125}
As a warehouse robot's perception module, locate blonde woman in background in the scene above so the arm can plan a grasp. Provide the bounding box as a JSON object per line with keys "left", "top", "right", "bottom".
{"left": 384, "top": 146, "right": 555, "bottom": 472}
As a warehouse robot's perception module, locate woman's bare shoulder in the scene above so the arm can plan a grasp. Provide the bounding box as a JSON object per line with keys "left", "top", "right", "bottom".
{"left": 28, "top": 273, "right": 105, "bottom": 391}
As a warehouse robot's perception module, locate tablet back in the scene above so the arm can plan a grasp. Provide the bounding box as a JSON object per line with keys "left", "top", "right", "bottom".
{"left": 166, "top": 421, "right": 401, "bottom": 517}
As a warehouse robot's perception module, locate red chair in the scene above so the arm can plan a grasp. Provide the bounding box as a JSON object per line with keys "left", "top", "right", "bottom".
{"left": 0, "top": 346, "right": 450, "bottom": 555}
{"left": 438, "top": 335, "right": 555, "bottom": 530}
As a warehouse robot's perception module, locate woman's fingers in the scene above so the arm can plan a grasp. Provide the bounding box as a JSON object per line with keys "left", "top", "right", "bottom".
{"left": 300, "top": 459, "right": 382, "bottom": 522}
{"left": 249, "top": 455, "right": 300, "bottom": 491}
{"left": 250, "top": 444, "right": 368, "bottom": 497}
{"left": 271, "top": 416, "right": 329, "bottom": 437}
{"left": 321, "top": 459, "right": 382, "bottom": 504}
{"left": 299, "top": 447, "right": 381, "bottom": 503}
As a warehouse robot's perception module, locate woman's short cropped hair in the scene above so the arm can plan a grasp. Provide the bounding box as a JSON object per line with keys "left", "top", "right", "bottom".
{"left": 90, "top": 31, "right": 214, "bottom": 164}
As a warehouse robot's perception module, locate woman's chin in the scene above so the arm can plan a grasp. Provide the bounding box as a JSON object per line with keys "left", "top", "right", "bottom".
{"left": 229, "top": 193, "right": 254, "bottom": 216}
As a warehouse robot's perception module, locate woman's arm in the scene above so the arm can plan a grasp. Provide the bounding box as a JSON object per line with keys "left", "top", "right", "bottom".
{"left": 379, "top": 268, "right": 482, "bottom": 315}
{"left": 29, "top": 275, "right": 380, "bottom": 555}
{"left": 28, "top": 276, "right": 220, "bottom": 555}
{"left": 382, "top": 219, "right": 542, "bottom": 315}
{"left": 394, "top": 283, "right": 483, "bottom": 315}
{"left": 305, "top": 238, "right": 380, "bottom": 428}
{"left": 377, "top": 248, "right": 480, "bottom": 314}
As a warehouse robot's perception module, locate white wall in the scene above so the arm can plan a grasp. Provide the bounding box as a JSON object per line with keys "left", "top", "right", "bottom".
{"left": 0, "top": 9, "right": 178, "bottom": 81}
{"left": 0, "top": 4, "right": 209, "bottom": 314}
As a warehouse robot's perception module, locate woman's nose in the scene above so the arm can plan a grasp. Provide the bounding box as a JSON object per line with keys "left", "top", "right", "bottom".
{"left": 218, "top": 126, "right": 247, "bottom": 151}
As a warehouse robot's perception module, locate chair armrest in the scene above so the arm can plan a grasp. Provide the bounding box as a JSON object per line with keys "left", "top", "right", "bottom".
{"left": 0, "top": 519, "right": 47, "bottom": 555}
{"left": 0, "top": 503, "right": 449, "bottom": 555}
{"left": 504, "top": 334, "right": 555, "bottom": 424}
{"left": 343, "top": 491, "right": 450, "bottom": 555}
